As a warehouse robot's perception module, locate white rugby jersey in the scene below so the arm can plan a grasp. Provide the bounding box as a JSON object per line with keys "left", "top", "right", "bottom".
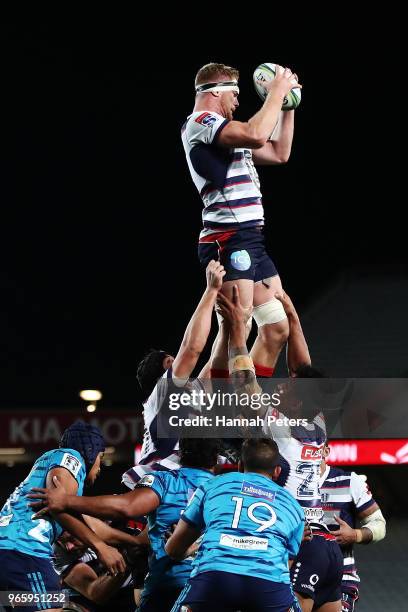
{"left": 140, "top": 368, "right": 205, "bottom": 465}
{"left": 263, "top": 407, "right": 328, "bottom": 530}
{"left": 181, "top": 111, "right": 264, "bottom": 241}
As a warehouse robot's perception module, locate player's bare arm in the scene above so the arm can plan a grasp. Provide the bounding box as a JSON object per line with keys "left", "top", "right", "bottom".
{"left": 275, "top": 291, "right": 311, "bottom": 375}
{"left": 63, "top": 561, "right": 131, "bottom": 606}
{"left": 41, "top": 468, "right": 126, "bottom": 575}
{"left": 172, "top": 260, "right": 225, "bottom": 380}
{"left": 217, "top": 67, "right": 300, "bottom": 149}
{"left": 165, "top": 519, "right": 201, "bottom": 561}
{"left": 252, "top": 108, "right": 295, "bottom": 165}
{"left": 30, "top": 474, "right": 160, "bottom": 521}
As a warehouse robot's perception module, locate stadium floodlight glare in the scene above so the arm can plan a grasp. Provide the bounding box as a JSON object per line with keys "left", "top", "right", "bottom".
{"left": 80, "top": 389, "right": 102, "bottom": 402}
{"left": 86, "top": 403, "right": 97, "bottom": 413}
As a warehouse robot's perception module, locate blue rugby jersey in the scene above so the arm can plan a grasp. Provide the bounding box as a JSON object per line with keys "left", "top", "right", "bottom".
{"left": 136, "top": 467, "right": 214, "bottom": 595}
{"left": 182, "top": 471, "right": 304, "bottom": 583}
{"left": 0, "top": 449, "right": 86, "bottom": 558}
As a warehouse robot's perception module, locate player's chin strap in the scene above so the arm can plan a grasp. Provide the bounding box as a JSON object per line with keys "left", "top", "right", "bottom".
{"left": 195, "top": 80, "right": 239, "bottom": 94}
{"left": 359, "top": 508, "right": 386, "bottom": 542}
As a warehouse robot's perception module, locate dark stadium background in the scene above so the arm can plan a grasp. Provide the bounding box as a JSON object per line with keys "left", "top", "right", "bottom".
{"left": 1, "top": 20, "right": 407, "bottom": 610}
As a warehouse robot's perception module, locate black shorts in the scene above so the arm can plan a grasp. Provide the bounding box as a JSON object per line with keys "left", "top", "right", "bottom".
{"left": 0, "top": 549, "right": 63, "bottom": 612}
{"left": 139, "top": 586, "right": 183, "bottom": 611}
{"left": 172, "top": 571, "right": 301, "bottom": 611}
{"left": 198, "top": 228, "right": 278, "bottom": 282}
{"left": 290, "top": 537, "right": 343, "bottom": 608}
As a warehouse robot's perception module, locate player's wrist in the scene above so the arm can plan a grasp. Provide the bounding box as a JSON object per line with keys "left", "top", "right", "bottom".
{"left": 355, "top": 529, "right": 363, "bottom": 543}
{"left": 230, "top": 317, "right": 246, "bottom": 328}
{"left": 267, "top": 85, "right": 287, "bottom": 103}
{"left": 94, "top": 540, "right": 109, "bottom": 555}
{"left": 61, "top": 494, "right": 75, "bottom": 512}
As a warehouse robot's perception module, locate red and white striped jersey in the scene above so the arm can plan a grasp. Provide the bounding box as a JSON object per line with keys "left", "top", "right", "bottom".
{"left": 181, "top": 111, "right": 264, "bottom": 241}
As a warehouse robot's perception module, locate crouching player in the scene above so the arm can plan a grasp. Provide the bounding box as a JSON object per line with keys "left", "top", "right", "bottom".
{"left": 166, "top": 439, "right": 304, "bottom": 612}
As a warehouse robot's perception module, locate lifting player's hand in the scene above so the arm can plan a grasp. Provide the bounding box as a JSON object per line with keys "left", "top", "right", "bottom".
{"left": 206, "top": 260, "right": 226, "bottom": 291}
{"left": 216, "top": 285, "right": 253, "bottom": 327}
{"left": 274, "top": 290, "right": 297, "bottom": 319}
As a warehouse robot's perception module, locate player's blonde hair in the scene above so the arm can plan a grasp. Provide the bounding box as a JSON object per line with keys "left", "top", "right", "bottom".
{"left": 195, "top": 62, "right": 239, "bottom": 88}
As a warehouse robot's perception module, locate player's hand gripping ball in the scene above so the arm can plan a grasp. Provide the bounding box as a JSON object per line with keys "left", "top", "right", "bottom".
{"left": 253, "top": 63, "right": 301, "bottom": 110}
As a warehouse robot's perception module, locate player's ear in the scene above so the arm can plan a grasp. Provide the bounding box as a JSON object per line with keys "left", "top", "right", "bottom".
{"left": 238, "top": 460, "right": 244, "bottom": 473}
{"left": 272, "top": 465, "right": 281, "bottom": 481}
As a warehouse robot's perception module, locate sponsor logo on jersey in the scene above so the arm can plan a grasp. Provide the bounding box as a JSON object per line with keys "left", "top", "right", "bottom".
{"left": 230, "top": 250, "right": 251, "bottom": 271}
{"left": 61, "top": 453, "right": 81, "bottom": 477}
{"left": 301, "top": 583, "right": 316, "bottom": 592}
{"left": 304, "top": 507, "right": 324, "bottom": 520}
{"left": 0, "top": 514, "right": 13, "bottom": 527}
{"left": 220, "top": 533, "right": 268, "bottom": 550}
{"left": 301, "top": 444, "right": 324, "bottom": 460}
{"left": 195, "top": 112, "right": 217, "bottom": 127}
{"left": 241, "top": 482, "right": 276, "bottom": 502}
{"left": 137, "top": 474, "right": 155, "bottom": 487}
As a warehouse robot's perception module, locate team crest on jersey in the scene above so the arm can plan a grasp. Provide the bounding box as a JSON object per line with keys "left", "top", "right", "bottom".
{"left": 241, "top": 481, "right": 276, "bottom": 502}
{"left": 301, "top": 444, "right": 324, "bottom": 460}
{"left": 195, "top": 112, "right": 217, "bottom": 127}
{"left": 138, "top": 474, "right": 155, "bottom": 487}
{"left": 61, "top": 453, "right": 81, "bottom": 477}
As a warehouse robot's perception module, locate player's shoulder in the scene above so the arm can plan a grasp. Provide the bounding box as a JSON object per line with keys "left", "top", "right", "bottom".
{"left": 184, "top": 110, "right": 225, "bottom": 129}
{"left": 327, "top": 465, "right": 351, "bottom": 479}
{"left": 349, "top": 470, "right": 369, "bottom": 490}
{"left": 49, "top": 448, "right": 86, "bottom": 478}
{"left": 137, "top": 469, "right": 168, "bottom": 488}
{"left": 142, "top": 368, "right": 172, "bottom": 408}
{"left": 200, "top": 470, "right": 238, "bottom": 492}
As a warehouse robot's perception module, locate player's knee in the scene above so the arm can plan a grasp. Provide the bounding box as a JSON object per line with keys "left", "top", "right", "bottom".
{"left": 253, "top": 298, "right": 287, "bottom": 329}
{"left": 257, "top": 317, "right": 289, "bottom": 348}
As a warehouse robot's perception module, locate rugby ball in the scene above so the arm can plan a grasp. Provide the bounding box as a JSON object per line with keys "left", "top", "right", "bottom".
{"left": 253, "top": 63, "right": 301, "bottom": 110}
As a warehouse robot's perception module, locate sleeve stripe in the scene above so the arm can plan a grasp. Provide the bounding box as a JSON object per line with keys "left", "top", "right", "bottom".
{"left": 357, "top": 499, "right": 377, "bottom": 513}
{"left": 213, "top": 119, "right": 229, "bottom": 143}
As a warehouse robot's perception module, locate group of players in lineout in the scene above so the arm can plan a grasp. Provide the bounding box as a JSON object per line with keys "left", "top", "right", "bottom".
{"left": 0, "top": 63, "right": 386, "bottom": 612}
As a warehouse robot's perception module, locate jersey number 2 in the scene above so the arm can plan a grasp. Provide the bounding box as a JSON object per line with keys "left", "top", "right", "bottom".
{"left": 296, "top": 462, "right": 319, "bottom": 498}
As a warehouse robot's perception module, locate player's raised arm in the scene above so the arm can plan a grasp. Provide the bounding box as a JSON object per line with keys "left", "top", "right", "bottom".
{"left": 275, "top": 291, "right": 311, "bottom": 376}
{"left": 252, "top": 108, "right": 295, "bottom": 165}
{"left": 171, "top": 260, "right": 225, "bottom": 380}
{"left": 218, "top": 67, "right": 300, "bottom": 150}
{"left": 216, "top": 285, "right": 255, "bottom": 383}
